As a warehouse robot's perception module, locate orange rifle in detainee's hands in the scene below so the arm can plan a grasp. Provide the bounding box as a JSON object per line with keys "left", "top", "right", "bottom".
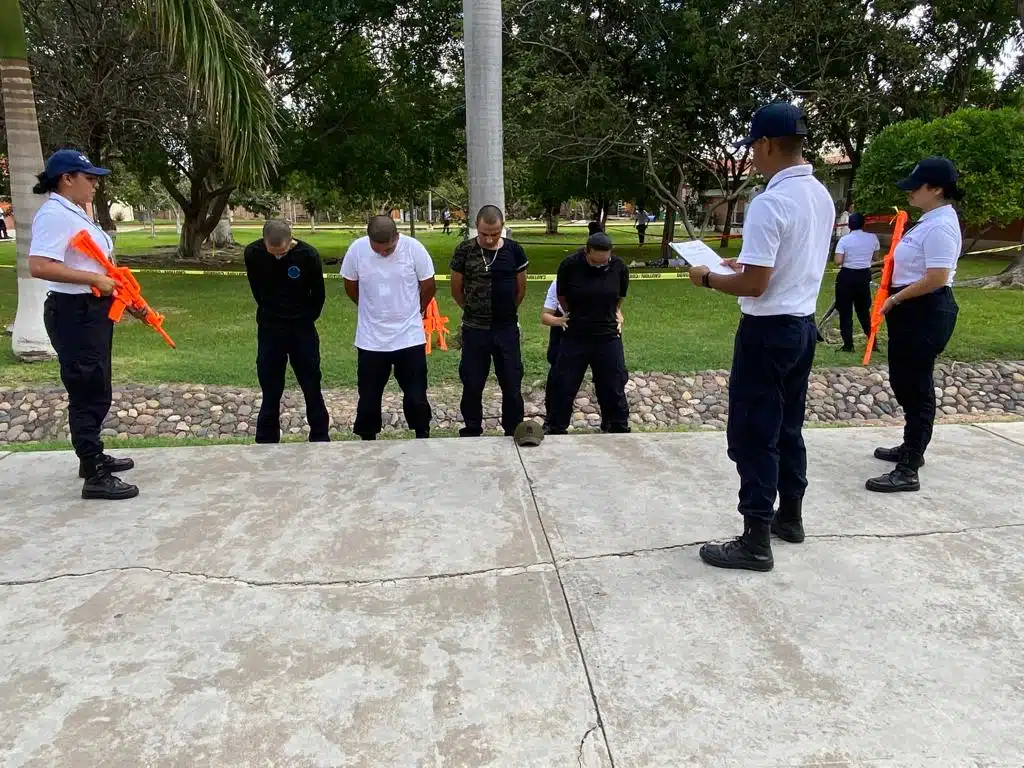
{"left": 862, "top": 209, "right": 909, "bottom": 365}
{"left": 69, "top": 229, "right": 177, "bottom": 349}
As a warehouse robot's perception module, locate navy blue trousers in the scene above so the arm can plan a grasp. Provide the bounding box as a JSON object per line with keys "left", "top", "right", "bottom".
{"left": 886, "top": 287, "right": 958, "bottom": 463}
{"left": 727, "top": 314, "right": 817, "bottom": 522}
{"left": 458, "top": 324, "right": 525, "bottom": 436}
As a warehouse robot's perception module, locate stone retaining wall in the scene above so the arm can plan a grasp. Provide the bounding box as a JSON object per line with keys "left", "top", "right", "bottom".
{"left": 2, "top": 361, "right": 1022, "bottom": 444}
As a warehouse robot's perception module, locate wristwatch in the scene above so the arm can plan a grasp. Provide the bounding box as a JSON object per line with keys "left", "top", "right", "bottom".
{"left": 701, "top": 271, "right": 712, "bottom": 288}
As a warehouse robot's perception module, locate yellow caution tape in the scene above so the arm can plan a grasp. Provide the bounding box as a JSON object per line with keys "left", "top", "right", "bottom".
{"left": 0, "top": 265, "right": 689, "bottom": 280}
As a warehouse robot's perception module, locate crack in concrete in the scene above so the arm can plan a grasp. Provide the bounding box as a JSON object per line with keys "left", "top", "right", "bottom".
{"left": 973, "top": 423, "right": 1024, "bottom": 448}
{"left": 577, "top": 724, "right": 600, "bottom": 768}
{"left": 559, "top": 522, "right": 1024, "bottom": 565}
{"left": 0, "top": 561, "right": 555, "bottom": 589}
{"left": 5, "top": 525, "right": 1021, "bottom": 589}
{"left": 515, "top": 444, "right": 618, "bottom": 768}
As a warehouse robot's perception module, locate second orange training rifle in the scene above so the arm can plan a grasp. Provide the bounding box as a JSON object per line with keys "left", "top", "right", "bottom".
{"left": 69, "top": 230, "right": 176, "bottom": 349}
{"left": 422, "top": 298, "right": 449, "bottom": 354}
{"left": 862, "top": 209, "right": 908, "bottom": 365}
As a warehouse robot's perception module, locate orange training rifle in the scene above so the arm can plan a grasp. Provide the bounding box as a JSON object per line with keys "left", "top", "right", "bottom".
{"left": 69, "top": 229, "right": 176, "bottom": 348}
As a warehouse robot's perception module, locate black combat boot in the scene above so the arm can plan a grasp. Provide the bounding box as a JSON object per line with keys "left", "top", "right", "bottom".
{"left": 699, "top": 518, "right": 774, "bottom": 572}
{"left": 78, "top": 453, "right": 134, "bottom": 479}
{"left": 865, "top": 462, "right": 920, "bottom": 493}
{"left": 771, "top": 497, "right": 805, "bottom": 543}
{"left": 873, "top": 444, "right": 925, "bottom": 467}
{"left": 81, "top": 457, "right": 139, "bottom": 501}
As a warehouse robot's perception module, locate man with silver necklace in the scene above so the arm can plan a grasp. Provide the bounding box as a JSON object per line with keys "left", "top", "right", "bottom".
{"left": 450, "top": 205, "right": 529, "bottom": 437}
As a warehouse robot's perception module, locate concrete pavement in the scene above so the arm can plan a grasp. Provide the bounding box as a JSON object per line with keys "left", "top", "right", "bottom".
{"left": 1, "top": 423, "right": 1022, "bottom": 767}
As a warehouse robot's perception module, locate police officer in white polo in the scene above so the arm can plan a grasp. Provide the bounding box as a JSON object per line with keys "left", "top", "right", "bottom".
{"left": 833, "top": 211, "right": 880, "bottom": 352}
{"left": 866, "top": 157, "right": 963, "bottom": 493}
{"left": 27, "top": 149, "right": 138, "bottom": 500}
{"left": 688, "top": 102, "right": 834, "bottom": 571}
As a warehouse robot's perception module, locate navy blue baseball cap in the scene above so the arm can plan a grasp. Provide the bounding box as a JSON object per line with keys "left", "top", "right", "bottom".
{"left": 896, "top": 156, "right": 958, "bottom": 191}
{"left": 43, "top": 149, "right": 111, "bottom": 181}
{"left": 735, "top": 102, "right": 809, "bottom": 148}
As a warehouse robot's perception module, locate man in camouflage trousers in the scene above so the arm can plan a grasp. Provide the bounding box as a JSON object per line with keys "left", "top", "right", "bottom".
{"left": 449, "top": 205, "right": 529, "bottom": 437}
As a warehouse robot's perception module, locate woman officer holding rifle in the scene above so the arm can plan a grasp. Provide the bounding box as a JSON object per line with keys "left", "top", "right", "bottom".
{"left": 28, "top": 149, "right": 139, "bottom": 501}
{"left": 866, "top": 156, "right": 963, "bottom": 494}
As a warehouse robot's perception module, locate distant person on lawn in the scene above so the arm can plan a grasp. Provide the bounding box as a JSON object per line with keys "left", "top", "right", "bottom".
{"left": 833, "top": 212, "right": 879, "bottom": 353}
{"left": 27, "top": 149, "right": 137, "bottom": 500}
{"left": 342, "top": 215, "right": 436, "bottom": 439}
{"left": 244, "top": 219, "right": 330, "bottom": 443}
{"left": 450, "top": 204, "right": 528, "bottom": 436}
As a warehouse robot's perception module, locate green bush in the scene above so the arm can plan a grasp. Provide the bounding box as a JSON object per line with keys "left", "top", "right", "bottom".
{"left": 855, "top": 108, "right": 1024, "bottom": 229}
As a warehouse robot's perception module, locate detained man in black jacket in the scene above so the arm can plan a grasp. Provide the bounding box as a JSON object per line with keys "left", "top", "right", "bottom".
{"left": 244, "top": 219, "right": 330, "bottom": 443}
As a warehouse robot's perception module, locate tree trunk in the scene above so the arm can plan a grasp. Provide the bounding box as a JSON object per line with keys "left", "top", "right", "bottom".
{"left": 958, "top": 245, "right": 1024, "bottom": 289}
{"left": 149, "top": 207, "right": 156, "bottom": 239}
{"left": 178, "top": 214, "right": 206, "bottom": 261}
{"left": 660, "top": 207, "right": 677, "bottom": 261}
{"left": 409, "top": 198, "right": 416, "bottom": 238}
{"left": 720, "top": 197, "right": 737, "bottom": 249}
{"left": 544, "top": 200, "right": 559, "bottom": 234}
{"left": 1, "top": 2, "right": 55, "bottom": 360}
{"left": 463, "top": 0, "right": 505, "bottom": 235}
{"left": 94, "top": 175, "right": 116, "bottom": 234}
{"left": 309, "top": 211, "right": 317, "bottom": 232}
{"left": 209, "top": 214, "right": 233, "bottom": 248}
{"left": 173, "top": 187, "right": 233, "bottom": 260}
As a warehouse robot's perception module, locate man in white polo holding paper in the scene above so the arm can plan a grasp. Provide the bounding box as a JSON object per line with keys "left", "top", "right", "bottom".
{"left": 687, "top": 102, "right": 834, "bottom": 572}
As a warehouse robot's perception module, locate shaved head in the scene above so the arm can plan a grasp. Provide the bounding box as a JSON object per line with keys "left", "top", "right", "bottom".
{"left": 367, "top": 215, "right": 398, "bottom": 244}
{"left": 476, "top": 204, "right": 504, "bottom": 227}
{"left": 263, "top": 218, "right": 292, "bottom": 248}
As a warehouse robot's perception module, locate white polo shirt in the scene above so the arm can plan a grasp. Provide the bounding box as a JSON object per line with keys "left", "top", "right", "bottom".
{"left": 835, "top": 230, "right": 881, "bottom": 270}
{"left": 543, "top": 279, "right": 563, "bottom": 314}
{"left": 29, "top": 193, "right": 113, "bottom": 295}
{"left": 340, "top": 234, "right": 435, "bottom": 352}
{"left": 736, "top": 164, "right": 835, "bottom": 316}
{"left": 892, "top": 204, "right": 961, "bottom": 287}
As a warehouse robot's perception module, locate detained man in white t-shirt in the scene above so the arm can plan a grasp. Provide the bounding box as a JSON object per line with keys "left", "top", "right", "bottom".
{"left": 687, "top": 102, "right": 834, "bottom": 572}
{"left": 341, "top": 216, "right": 436, "bottom": 439}
{"left": 833, "top": 212, "right": 880, "bottom": 352}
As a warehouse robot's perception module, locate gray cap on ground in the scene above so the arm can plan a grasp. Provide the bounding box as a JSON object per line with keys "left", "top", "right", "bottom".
{"left": 514, "top": 420, "right": 545, "bottom": 447}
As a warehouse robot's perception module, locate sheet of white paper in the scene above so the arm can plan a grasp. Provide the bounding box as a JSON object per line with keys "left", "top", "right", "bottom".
{"left": 669, "top": 240, "right": 735, "bottom": 276}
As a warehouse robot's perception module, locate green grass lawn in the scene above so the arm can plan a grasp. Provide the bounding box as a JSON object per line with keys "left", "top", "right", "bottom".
{"left": 1, "top": 222, "right": 1021, "bottom": 389}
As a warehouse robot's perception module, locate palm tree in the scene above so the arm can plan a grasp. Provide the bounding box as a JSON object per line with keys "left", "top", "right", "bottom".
{"left": 463, "top": 0, "right": 505, "bottom": 232}
{"left": 0, "top": 0, "right": 277, "bottom": 361}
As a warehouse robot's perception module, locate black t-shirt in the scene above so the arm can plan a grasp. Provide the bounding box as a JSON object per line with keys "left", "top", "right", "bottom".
{"left": 244, "top": 239, "right": 326, "bottom": 328}
{"left": 450, "top": 237, "right": 529, "bottom": 329}
{"left": 556, "top": 250, "right": 628, "bottom": 340}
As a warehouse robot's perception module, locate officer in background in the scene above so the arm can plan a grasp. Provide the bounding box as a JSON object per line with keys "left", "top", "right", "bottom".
{"left": 541, "top": 276, "right": 623, "bottom": 432}
{"left": 27, "top": 149, "right": 137, "bottom": 500}
{"left": 539, "top": 278, "right": 566, "bottom": 432}
{"left": 866, "top": 157, "right": 963, "bottom": 493}
{"left": 547, "top": 232, "right": 630, "bottom": 435}
{"left": 833, "top": 212, "right": 880, "bottom": 352}
{"left": 450, "top": 205, "right": 528, "bottom": 437}
{"left": 688, "top": 102, "right": 834, "bottom": 572}
{"left": 244, "top": 219, "right": 330, "bottom": 443}
{"left": 341, "top": 215, "right": 436, "bottom": 439}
